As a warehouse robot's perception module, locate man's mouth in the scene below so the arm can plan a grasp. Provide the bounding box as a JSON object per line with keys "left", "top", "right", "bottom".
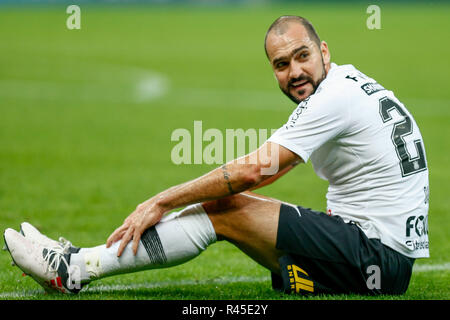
{"left": 290, "top": 80, "right": 309, "bottom": 90}
{"left": 282, "top": 76, "right": 318, "bottom": 103}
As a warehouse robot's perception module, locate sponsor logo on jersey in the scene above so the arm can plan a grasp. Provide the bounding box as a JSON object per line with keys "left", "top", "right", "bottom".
{"left": 406, "top": 215, "right": 428, "bottom": 237}
{"left": 405, "top": 239, "right": 429, "bottom": 251}
{"left": 405, "top": 215, "right": 429, "bottom": 251}
{"left": 361, "top": 82, "right": 385, "bottom": 95}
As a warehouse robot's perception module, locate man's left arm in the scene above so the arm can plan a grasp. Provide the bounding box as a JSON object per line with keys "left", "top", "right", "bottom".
{"left": 107, "top": 142, "right": 300, "bottom": 256}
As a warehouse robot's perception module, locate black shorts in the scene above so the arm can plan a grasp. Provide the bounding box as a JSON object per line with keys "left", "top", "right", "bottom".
{"left": 272, "top": 204, "right": 415, "bottom": 296}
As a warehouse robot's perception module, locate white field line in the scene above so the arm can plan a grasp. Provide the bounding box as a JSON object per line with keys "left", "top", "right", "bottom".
{"left": 0, "top": 77, "right": 281, "bottom": 109}
{"left": 1, "top": 264, "right": 449, "bottom": 298}
{"left": 2, "top": 77, "right": 448, "bottom": 114}
{"left": 84, "top": 275, "right": 270, "bottom": 293}
{"left": 413, "top": 262, "right": 450, "bottom": 272}
{"left": 0, "top": 62, "right": 170, "bottom": 104}
{"left": 0, "top": 275, "right": 270, "bottom": 298}
{"left": 1, "top": 60, "right": 448, "bottom": 114}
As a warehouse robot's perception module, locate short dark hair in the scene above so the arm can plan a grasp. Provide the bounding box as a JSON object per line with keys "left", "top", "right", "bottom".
{"left": 264, "top": 16, "right": 321, "bottom": 59}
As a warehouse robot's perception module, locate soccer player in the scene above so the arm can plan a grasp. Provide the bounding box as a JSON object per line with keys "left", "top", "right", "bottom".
{"left": 4, "top": 15, "right": 429, "bottom": 295}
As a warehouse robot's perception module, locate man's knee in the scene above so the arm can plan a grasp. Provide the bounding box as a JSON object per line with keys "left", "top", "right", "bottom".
{"left": 202, "top": 193, "right": 281, "bottom": 242}
{"left": 202, "top": 193, "right": 249, "bottom": 215}
{"left": 202, "top": 194, "right": 254, "bottom": 240}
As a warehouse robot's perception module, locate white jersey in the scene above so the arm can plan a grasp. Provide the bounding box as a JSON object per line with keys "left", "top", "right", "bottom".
{"left": 268, "top": 63, "right": 429, "bottom": 258}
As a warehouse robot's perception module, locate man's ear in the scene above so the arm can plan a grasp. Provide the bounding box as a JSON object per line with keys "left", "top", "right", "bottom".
{"left": 320, "top": 41, "right": 331, "bottom": 66}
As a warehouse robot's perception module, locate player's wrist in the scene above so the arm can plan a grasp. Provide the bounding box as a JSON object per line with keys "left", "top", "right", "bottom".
{"left": 152, "top": 193, "right": 174, "bottom": 215}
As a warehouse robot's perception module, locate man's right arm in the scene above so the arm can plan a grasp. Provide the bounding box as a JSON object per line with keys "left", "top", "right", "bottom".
{"left": 249, "top": 157, "right": 302, "bottom": 191}
{"left": 107, "top": 141, "right": 300, "bottom": 256}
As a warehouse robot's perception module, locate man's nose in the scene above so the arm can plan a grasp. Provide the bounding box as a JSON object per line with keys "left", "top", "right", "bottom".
{"left": 288, "top": 59, "right": 304, "bottom": 82}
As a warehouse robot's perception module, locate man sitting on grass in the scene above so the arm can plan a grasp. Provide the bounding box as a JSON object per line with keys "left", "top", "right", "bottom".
{"left": 4, "top": 15, "right": 429, "bottom": 295}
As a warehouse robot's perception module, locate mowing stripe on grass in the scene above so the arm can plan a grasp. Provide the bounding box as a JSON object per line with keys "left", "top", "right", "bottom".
{"left": 0, "top": 61, "right": 169, "bottom": 104}
{"left": 1, "top": 263, "right": 449, "bottom": 298}
{"left": 413, "top": 262, "right": 450, "bottom": 272}
{"left": 0, "top": 275, "right": 271, "bottom": 298}
{"left": 84, "top": 275, "right": 271, "bottom": 294}
{"left": 2, "top": 74, "right": 449, "bottom": 114}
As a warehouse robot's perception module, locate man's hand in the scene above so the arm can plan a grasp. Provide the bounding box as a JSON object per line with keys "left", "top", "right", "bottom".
{"left": 106, "top": 198, "right": 165, "bottom": 257}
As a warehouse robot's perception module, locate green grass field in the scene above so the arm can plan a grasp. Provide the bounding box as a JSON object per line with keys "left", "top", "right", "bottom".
{"left": 0, "top": 2, "right": 449, "bottom": 300}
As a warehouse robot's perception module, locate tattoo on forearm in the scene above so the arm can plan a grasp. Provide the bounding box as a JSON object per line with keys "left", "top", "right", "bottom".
{"left": 221, "top": 164, "right": 235, "bottom": 195}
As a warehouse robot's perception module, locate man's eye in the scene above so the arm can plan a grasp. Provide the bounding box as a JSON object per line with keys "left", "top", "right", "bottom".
{"left": 276, "top": 62, "right": 288, "bottom": 68}
{"left": 300, "top": 52, "right": 309, "bottom": 59}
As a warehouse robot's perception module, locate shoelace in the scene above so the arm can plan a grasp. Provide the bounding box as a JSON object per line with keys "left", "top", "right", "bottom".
{"left": 42, "top": 242, "right": 74, "bottom": 289}
{"left": 58, "top": 237, "right": 73, "bottom": 253}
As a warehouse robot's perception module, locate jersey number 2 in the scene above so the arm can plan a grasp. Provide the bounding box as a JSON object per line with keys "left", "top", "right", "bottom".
{"left": 378, "top": 97, "right": 427, "bottom": 177}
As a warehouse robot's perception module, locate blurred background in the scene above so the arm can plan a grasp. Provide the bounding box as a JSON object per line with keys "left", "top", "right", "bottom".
{"left": 0, "top": 0, "right": 449, "bottom": 299}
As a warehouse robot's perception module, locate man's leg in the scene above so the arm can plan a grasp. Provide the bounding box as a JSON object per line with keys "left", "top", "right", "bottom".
{"left": 69, "top": 202, "right": 217, "bottom": 284}
{"left": 4, "top": 202, "right": 218, "bottom": 293}
{"left": 8, "top": 192, "right": 287, "bottom": 292}
{"left": 203, "top": 192, "right": 285, "bottom": 275}
{"left": 69, "top": 192, "right": 285, "bottom": 284}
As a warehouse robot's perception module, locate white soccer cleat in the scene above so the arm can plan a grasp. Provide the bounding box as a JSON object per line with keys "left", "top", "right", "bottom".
{"left": 20, "top": 222, "right": 79, "bottom": 254}
{"left": 3, "top": 228, "right": 82, "bottom": 294}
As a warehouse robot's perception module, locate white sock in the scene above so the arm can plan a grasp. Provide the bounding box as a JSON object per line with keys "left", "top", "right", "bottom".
{"left": 70, "top": 203, "right": 216, "bottom": 283}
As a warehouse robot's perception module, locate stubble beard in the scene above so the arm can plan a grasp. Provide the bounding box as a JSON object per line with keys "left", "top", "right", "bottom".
{"left": 281, "top": 62, "right": 327, "bottom": 104}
